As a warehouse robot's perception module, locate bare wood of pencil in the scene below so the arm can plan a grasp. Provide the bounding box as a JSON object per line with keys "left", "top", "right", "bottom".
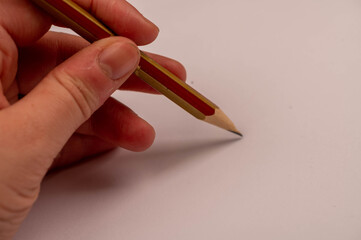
{"left": 31, "top": 0, "right": 242, "bottom": 137}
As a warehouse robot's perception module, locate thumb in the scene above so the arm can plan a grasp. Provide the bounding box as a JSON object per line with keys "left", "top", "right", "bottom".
{"left": 3, "top": 36, "right": 140, "bottom": 159}
{"left": 0, "top": 37, "right": 139, "bottom": 238}
{"left": 27, "top": 36, "right": 140, "bottom": 141}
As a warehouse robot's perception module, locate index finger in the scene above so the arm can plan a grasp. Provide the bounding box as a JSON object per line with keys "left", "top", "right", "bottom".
{"left": 67, "top": 0, "right": 159, "bottom": 45}
{"left": 0, "top": 0, "right": 159, "bottom": 46}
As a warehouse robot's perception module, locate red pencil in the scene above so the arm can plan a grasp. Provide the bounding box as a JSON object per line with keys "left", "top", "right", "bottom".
{"left": 31, "top": 0, "right": 242, "bottom": 136}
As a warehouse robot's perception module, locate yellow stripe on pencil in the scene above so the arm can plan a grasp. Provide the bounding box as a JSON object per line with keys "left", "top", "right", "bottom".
{"left": 31, "top": 0, "right": 242, "bottom": 137}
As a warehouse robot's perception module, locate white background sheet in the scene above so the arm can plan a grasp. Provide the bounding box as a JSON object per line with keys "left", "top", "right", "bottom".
{"left": 16, "top": 0, "right": 361, "bottom": 239}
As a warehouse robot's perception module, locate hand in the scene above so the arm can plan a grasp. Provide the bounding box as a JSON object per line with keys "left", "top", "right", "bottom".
{"left": 0, "top": 0, "right": 186, "bottom": 238}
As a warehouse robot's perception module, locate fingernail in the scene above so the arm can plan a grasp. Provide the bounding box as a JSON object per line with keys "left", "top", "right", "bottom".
{"left": 145, "top": 18, "right": 160, "bottom": 33}
{"left": 138, "top": 12, "right": 159, "bottom": 33}
{"left": 99, "top": 42, "right": 140, "bottom": 81}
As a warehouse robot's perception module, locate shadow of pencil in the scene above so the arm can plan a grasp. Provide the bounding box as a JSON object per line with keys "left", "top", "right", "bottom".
{"left": 43, "top": 137, "right": 241, "bottom": 194}
{"left": 128, "top": 138, "right": 240, "bottom": 173}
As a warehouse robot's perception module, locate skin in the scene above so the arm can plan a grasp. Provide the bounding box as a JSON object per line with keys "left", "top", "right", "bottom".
{"left": 0, "top": 0, "right": 186, "bottom": 238}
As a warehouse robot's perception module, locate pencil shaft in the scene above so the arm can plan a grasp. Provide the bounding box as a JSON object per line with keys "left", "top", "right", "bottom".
{"left": 32, "top": 0, "right": 218, "bottom": 118}
{"left": 31, "top": 0, "right": 242, "bottom": 135}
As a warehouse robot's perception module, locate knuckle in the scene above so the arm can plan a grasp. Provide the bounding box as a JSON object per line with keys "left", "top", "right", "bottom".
{"left": 0, "top": 183, "right": 39, "bottom": 235}
{"left": 50, "top": 69, "right": 97, "bottom": 120}
{"left": 0, "top": 26, "right": 17, "bottom": 90}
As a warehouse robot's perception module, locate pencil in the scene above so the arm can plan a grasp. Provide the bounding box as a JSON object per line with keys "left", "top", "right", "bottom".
{"left": 31, "top": 0, "right": 242, "bottom": 137}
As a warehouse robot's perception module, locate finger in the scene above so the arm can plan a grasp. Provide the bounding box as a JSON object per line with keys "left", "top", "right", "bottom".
{"left": 74, "top": 0, "right": 159, "bottom": 45}
{"left": 0, "top": 0, "right": 158, "bottom": 46}
{"left": 0, "top": 36, "right": 140, "bottom": 175}
{"left": 17, "top": 32, "right": 90, "bottom": 94}
{"left": 77, "top": 98, "right": 155, "bottom": 152}
{"left": 0, "top": 24, "right": 18, "bottom": 95}
{"left": 0, "top": 0, "right": 52, "bottom": 46}
{"left": 1, "top": 0, "right": 160, "bottom": 105}
{"left": 17, "top": 32, "right": 187, "bottom": 95}
{"left": 51, "top": 134, "right": 116, "bottom": 170}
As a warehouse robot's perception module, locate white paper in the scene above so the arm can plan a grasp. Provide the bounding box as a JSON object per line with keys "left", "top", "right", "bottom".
{"left": 16, "top": 0, "right": 361, "bottom": 239}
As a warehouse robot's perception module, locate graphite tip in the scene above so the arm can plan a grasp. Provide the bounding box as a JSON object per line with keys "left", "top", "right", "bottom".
{"left": 229, "top": 130, "right": 243, "bottom": 138}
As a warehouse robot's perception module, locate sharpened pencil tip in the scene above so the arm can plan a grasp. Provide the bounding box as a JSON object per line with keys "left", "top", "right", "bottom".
{"left": 229, "top": 130, "right": 243, "bottom": 138}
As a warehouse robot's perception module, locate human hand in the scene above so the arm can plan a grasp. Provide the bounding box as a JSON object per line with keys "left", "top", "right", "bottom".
{"left": 0, "top": 0, "right": 186, "bottom": 238}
